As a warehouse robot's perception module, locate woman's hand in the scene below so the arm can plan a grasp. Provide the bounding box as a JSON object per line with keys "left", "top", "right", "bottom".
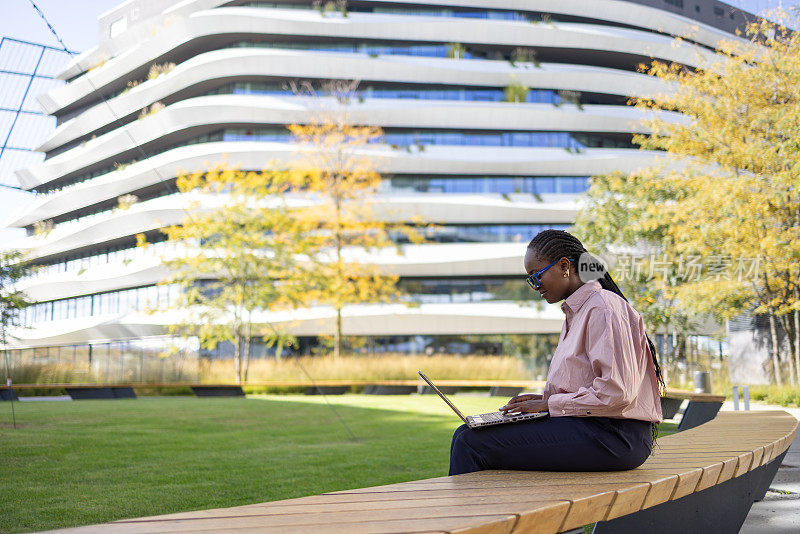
{"left": 499, "top": 393, "right": 548, "bottom": 415}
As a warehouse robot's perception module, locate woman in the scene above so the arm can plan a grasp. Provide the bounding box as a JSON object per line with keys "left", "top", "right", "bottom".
{"left": 449, "top": 229, "right": 664, "bottom": 475}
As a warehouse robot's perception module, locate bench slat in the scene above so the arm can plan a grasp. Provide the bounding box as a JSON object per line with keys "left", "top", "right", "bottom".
{"left": 114, "top": 496, "right": 568, "bottom": 522}
{"left": 509, "top": 501, "right": 571, "bottom": 534}
{"left": 47, "top": 515, "right": 518, "bottom": 534}
{"left": 694, "top": 462, "right": 724, "bottom": 492}
{"left": 735, "top": 452, "right": 755, "bottom": 477}
{"left": 667, "top": 468, "right": 704, "bottom": 500}
{"left": 556, "top": 492, "right": 617, "bottom": 531}
{"left": 716, "top": 457, "right": 739, "bottom": 484}
{"left": 602, "top": 483, "right": 651, "bottom": 521}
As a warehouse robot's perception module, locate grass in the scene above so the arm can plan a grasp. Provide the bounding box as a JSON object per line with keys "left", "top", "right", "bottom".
{"left": 1, "top": 395, "right": 677, "bottom": 533}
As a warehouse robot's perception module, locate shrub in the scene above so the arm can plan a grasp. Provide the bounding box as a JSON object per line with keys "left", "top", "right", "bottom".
{"left": 146, "top": 62, "right": 175, "bottom": 80}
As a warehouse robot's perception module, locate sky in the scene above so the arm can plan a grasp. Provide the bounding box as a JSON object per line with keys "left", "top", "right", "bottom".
{"left": 0, "top": 0, "right": 795, "bottom": 246}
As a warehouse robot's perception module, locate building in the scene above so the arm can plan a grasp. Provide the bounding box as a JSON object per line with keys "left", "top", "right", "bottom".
{"left": 3, "top": 0, "right": 751, "bottom": 374}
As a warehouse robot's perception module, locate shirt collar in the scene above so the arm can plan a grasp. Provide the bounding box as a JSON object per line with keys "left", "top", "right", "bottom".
{"left": 560, "top": 279, "right": 602, "bottom": 314}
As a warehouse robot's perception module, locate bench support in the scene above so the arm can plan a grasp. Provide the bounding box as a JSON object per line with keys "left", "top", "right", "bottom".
{"left": 677, "top": 401, "right": 723, "bottom": 431}
{"left": 190, "top": 386, "right": 245, "bottom": 397}
{"left": 593, "top": 450, "right": 787, "bottom": 534}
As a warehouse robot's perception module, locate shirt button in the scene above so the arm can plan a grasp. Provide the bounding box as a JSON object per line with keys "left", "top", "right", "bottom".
{"left": 561, "top": 410, "right": 566, "bottom": 414}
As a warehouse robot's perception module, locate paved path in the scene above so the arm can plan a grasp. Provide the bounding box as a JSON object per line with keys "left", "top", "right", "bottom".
{"left": 734, "top": 402, "right": 800, "bottom": 533}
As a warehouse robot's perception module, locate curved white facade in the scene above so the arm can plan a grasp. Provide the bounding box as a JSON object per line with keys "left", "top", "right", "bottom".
{"left": 20, "top": 95, "right": 672, "bottom": 188}
{"left": 39, "top": 48, "right": 671, "bottom": 153}
{"left": 5, "top": 0, "right": 742, "bottom": 354}
{"left": 43, "top": 7, "right": 721, "bottom": 114}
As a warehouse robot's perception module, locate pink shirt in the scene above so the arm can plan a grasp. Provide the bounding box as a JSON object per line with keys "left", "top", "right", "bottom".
{"left": 543, "top": 279, "right": 663, "bottom": 423}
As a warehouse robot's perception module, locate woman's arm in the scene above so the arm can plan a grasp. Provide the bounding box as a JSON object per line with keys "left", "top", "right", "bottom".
{"left": 547, "top": 307, "right": 637, "bottom": 417}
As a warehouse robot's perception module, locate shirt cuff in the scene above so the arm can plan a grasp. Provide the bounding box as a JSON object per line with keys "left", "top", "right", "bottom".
{"left": 547, "top": 394, "right": 571, "bottom": 417}
{"left": 547, "top": 394, "right": 597, "bottom": 417}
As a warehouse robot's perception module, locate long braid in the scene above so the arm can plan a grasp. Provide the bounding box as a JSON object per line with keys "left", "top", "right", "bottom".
{"left": 528, "top": 230, "right": 665, "bottom": 447}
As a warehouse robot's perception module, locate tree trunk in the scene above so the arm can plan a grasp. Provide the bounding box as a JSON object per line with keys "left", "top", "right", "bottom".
{"left": 334, "top": 307, "right": 343, "bottom": 359}
{"left": 242, "top": 331, "right": 251, "bottom": 383}
{"left": 768, "top": 312, "right": 783, "bottom": 387}
{"left": 777, "top": 313, "right": 797, "bottom": 386}
{"left": 795, "top": 308, "right": 800, "bottom": 387}
{"left": 275, "top": 338, "right": 284, "bottom": 361}
{"left": 233, "top": 334, "right": 241, "bottom": 384}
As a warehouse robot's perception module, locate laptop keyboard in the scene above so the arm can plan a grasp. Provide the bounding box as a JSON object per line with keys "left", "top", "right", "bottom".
{"left": 475, "top": 411, "right": 507, "bottom": 422}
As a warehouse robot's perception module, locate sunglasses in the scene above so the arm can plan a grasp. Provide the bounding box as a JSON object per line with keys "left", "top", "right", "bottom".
{"left": 526, "top": 258, "right": 575, "bottom": 290}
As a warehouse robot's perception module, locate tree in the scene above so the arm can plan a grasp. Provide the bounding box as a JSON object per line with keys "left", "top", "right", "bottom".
{"left": 153, "top": 165, "right": 318, "bottom": 383}
{"left": 509, "top": 47, "right": 540, "bottom": 68}
{"left": 503, "top": 78, "right": 529, "bottom": 103}
{"left": 1, "top": 250, "right": 33, "bottom": 384}
{"left": 577, "top": 11, "right": 800, "bottom": 385}
{"left": 573, "top": 169, "right": 708, "bottom": 385}
{"left": 446, "top": 43, "right": 466, "bottom": 59}
{"left": 287, "top": 80, "right": 425, "bottom": 359}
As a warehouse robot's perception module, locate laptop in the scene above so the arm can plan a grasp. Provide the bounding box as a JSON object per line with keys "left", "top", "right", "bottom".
{"left": 418, "top": 371, "right": 549, "bottom": 429}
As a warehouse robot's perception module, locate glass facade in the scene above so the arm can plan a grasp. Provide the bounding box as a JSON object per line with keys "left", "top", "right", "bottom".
{"left": 39, "top": 125, "right": 623, "bottom": 196}
{"left": 21, "top": 277, "right": 541, "bottom": 325}
{"left": 387, "top": 176, "right": 589, "bottom": 194}
{"left": 22, "top": 284, "right": 180, "bottom": 325}
{"left": 210, "top": 81, "right": 567, "bottom": 105}
{"left": 37, "top": 131, "right": 224, "bottom": 194}
{"left": 39, "top": 174, "right": 583, "bottom": 230}
{"left": 399, "top": 277, "right": 538, "bottom": 304}
{"left": 1, "top": 337, "right": 200, "bottom": 383}
{"left": 394, "top": 224, "right": 571, "bottom": 244}
{"left": 231, "top": 2, "right": 546, "bottom": 23}
{"left": 222, "top": 127, "right": 632, "bottom": 149}
{"left": 33, "top": 237, "right": 171, "bottom": 278}
{"left": 229, "top": 40, "right": 481, "bottom": 59}
{"left": 26, "top": 223, "right": 567, "bottom": 285}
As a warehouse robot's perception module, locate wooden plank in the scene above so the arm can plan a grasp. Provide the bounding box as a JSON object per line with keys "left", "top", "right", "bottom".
{"left": 331, "top": 485, "right": 623, "bottom": 529}
{"left": 716, "top": 457, "right": 738, "bottom": 484}
{"left": 510, "top": 501, "right": 571, "bottom": 534}
{"left": 774, "top": 436, "right": 788, "bottom": 456}
{"left": 751, "top": 446, "right": 765, "bottom": 468}
{"left": 759, "top": 443, "right": 770, "bottom": 467}
{"left": 734, "top": 452, "right": 754, "bottom": 477}
{"left": 306, "top": 489, "right": 571, "bottom": 506}
{"left": 337, "top": 478, "right": 649, "bottom": 494}
{"left": 603, "top": 483, "right": 651, "bottom": 521}
{"left": 557, "top": 493, "right": 616, "bottom": 532}
{"left": 669, "top": 468, "right": 703, "bottom": 500}
{"left": 114, "top": 496, "right": 567, "bottom": 523}
{"left": 398, "top": 471, "right": 682, "bottom": 487}
{"left": 662, "top": 389, "right": 725, "bottom": 402}
{"left": 640, "top": 477, "right": 678, "bottom": 508}
{"left": 694, "top": 462, "right": 724, "bottom": 492}
{"left": 450, "top": 516, "right": 517, "bottom": 534}
{"left": 47, "top": 512, "right": 520, "bottom": 534}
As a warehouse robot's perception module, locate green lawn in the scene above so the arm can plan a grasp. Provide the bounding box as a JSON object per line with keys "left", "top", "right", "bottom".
{"left": 1, "top": 395, "right": 676, "bottom": 533}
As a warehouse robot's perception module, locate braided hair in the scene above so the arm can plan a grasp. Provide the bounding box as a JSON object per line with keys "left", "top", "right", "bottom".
{"left": 528, "top": 229, "right": 665, "bottom": 446}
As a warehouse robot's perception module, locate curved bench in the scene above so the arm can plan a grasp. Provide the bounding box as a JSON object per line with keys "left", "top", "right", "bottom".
{"left": 44, "top": 410, "right": 797, "bottom": 534}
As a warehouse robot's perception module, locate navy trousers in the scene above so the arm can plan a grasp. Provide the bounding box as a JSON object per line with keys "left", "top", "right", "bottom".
{"left": 449, "top": 415, "right": 653, "bottom": 475}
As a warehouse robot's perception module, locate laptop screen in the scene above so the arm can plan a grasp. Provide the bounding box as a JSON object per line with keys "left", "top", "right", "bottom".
{"left": 418, "top": 371, "right": 468, "bottom": 424}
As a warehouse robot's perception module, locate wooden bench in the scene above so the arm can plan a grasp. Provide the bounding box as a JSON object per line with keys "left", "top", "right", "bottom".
{"left": 44, "top": 410, "right": 797, "bottom": 534}
{"left": 661, "top": 388, "right": 726, "bottom": 431}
